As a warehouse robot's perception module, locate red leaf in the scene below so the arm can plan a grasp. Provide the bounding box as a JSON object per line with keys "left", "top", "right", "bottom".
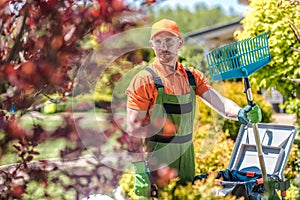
{"left": 91, "top": 6, "right": 100, "bottom": 18}
{"left": 112, "top": 0, "right": 125, "bottom": 11}
{"left": 0, "top": 0, "right": 8, "bottom": 7}
{"left": 13, "top": 144, "right": 22, "bottom": 151}
{"left": 12, "top": 185, "right": 25, "bottom": 198}
{"left": 51, "top": 35, "right": 63, "bottom": 50}
{"left": 21, "top": 61, "right": 37, "bottom": 76}
{"left": 28, "top": 150, "right": 40, "bottom": 155}
{"left": 4, "top": 64, "right": 16, "bottom": 76}
{"left": 26, "top": 155, "right": 34, "bottom": 162}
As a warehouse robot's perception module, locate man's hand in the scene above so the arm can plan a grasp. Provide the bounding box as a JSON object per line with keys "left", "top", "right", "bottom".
{"left": 133, "top": 161, "right": 151, "bottom": 197}
{"left": 238, "top": 104, "right": 262, "bottom": 124}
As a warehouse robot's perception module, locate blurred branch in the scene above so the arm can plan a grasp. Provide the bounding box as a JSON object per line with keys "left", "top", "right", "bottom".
{"left": 288, "top": 19, "right": 300, "bottom": 43}
{"left": 291, "top": 47, "right": 300, "bottom": 53}
{"left": 5, "top": 10, "right": 28, "bottom": 63}
{"left": 0, "top": 155, "right": 97, "bottom": 172}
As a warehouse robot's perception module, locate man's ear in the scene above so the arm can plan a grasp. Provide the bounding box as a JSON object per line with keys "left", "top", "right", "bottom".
{"left": 178, "top": 38, "right": 183, "bottom": 48}
{"left": 149, "top": 40, "right": 154, "bottom": 49}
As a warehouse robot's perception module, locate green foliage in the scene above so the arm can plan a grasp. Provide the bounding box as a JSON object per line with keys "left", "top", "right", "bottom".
{"left": 196, "top": 81, "right": 273, "bottom": 140}
{"left": 285, "top": 183, "right": 300, "bottom": 200}
{"left": 179, "top": 44, "right": 211, "bottom": 80}
{"left": 119, "top": 122, "right": 300, "bottom": 199}
{"left": 112, "top": 61, "right": 149, "bottom": 101}
{"left": 119, "top": 124, "right": 236, "bottom": 199}
{"left": 149, "top": 2, "right": 242, "bottom": 34}
{"left": 118, "top": 119, "right": 300, "bottom": 200}
{"left": 40, "top": 100, "right": 57, "bottom": 114}
{"left": 235, "top": 0, "right": 300, "bottom": 121}
{"left": 94, "top": 51, "right": 152, "bottom": 102}
{"left": 294, "top": 174, "right": 300, "bottom": 188}
{"left": 24, "top": 173, "right": 75, "bottom": 200}
{"left": 284, "top": 144, "right": 300, "bottom": 180}
{"left": 234, "top": 2, "right": 300, "bottom": 190}
{"left": 95, "top": 60, "right": 130, "bottom": 98}
{"left": 119, "top": 172, "right": 239, "bottom": 199}
{"left": 118, "top": 172, "right": 138, "bottom": 199}
{"left": 40, "top": 100, "right": 67, "bottom": 114}
{"left": 193, "top": 124, "right": 235, "bottom": 175}
{"left": 283, "top": 97, "right": 300, "bottom": 126}
{"left": 0, "top": 139, "right": 68, "bottom": 166}
{"left": 163, "top": 175, "right": 239, "bottom": 200}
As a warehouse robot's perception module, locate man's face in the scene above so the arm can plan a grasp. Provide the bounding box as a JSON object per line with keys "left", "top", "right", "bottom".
{"left": 150, "top": 32, "right": 182, "bottom": 66}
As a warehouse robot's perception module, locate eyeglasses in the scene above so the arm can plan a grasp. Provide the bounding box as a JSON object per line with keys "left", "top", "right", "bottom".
{"left": 151, "top": 37, "right": 180, "bottom": 48}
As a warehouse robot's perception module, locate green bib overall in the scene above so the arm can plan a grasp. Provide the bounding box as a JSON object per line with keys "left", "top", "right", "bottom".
{"left": 145, "top": 67, "right": 196, "bottom": 184}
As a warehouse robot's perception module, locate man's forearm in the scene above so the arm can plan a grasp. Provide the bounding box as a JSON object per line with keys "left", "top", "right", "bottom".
{"left": 127, "top": 107, "right": 149, "bottom": 162}
{"left": 201, "top": 89, "right": 241, "bottom": 121}
{"left": 224, "top": 98, "right": 241, "bottom": 121}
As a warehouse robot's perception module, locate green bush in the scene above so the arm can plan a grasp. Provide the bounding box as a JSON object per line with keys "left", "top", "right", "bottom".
{"left": 193, "top": 124, "right": 234, "bottom": 175}
{"left": 161, "top": 174, "right": 239, "bottom": 200}
{"left": 94, "top": 50, "right": 152, "bottom": 102}
{"left": 119, "top": 124, "right": 236, "bottom": 199}
{"left": 119, "top": 172, "right": 240, "bottom": 200}
{"left": 111, "top": 61, "right": 149, "bottom": 102}
{"left": 119, "top": 123, "right": 300, "bottom": 199}
{"left": 285, "top": 144, "right": 300, "bottom": 180}
{"left": 117, "top": 80, "right": 300, "bottom": 199}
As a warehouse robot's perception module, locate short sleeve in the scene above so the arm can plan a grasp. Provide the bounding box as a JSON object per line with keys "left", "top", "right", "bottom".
{"left": 125, "top": 71, "right": 156, "bottom": 111}
{"left": 189, "top": 68, "right": 212, "bottom": 96}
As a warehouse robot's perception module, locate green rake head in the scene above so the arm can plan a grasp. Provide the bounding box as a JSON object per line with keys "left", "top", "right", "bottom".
{"left": 206, "top": 32, "right": 271, "bottom": 81}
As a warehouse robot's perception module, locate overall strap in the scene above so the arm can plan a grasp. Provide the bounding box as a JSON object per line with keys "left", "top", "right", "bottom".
{"left": 146, "top": 67, "right": 196, "bottom": 89}
{"left": 145, "top": 68, "right": 164, "bottom": 88}
{"left": 185, "top": 68, "right": 196, "bottom": 90}
{"left": 148, "top": 133, "right": 192, "bottom": 144}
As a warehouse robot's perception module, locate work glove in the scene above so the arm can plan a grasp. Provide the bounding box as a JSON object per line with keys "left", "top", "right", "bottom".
{"left": 133, "top": 161, "right": 151, "bottom": 197}
{"left": 238, "top": 104, "right": 262, "bottom": 124}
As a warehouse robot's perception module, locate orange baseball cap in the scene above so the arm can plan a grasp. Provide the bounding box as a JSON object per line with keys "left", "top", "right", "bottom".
{"left": 150, "top": 19, "right": 181, "bottom": 39}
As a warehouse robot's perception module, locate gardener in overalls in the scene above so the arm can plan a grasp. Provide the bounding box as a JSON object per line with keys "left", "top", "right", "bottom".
{"left": 125, "top": 19, "right": 262, "bottom": 198}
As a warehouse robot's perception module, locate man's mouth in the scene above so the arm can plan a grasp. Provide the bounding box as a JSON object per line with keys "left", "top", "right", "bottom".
{"left": 160, "top": 50, "right": 171, "bottom": 54}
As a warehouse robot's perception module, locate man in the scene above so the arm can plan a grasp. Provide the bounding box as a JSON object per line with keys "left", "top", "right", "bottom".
{"left": 125, "top": 19, "right": 262, "bottom": 197}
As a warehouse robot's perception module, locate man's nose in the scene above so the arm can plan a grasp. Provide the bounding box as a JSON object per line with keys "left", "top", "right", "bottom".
{"left": 160, "top": 42, "right": 168, "bottom": 50}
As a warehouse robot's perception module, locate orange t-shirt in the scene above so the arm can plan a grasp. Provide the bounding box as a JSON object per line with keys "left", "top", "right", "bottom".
{"left": 126, "top": 58, "right": 211, "bottom": 111}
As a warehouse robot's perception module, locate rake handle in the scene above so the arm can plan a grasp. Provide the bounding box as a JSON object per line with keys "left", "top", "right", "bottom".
{"left": 253, "top": 124, "right": 268, "bottom": 182}
{"left": 243, "top": 77, "right": 254, "bottom": 106}
{"left": 243, "top": 78, "right": 269, "bottom": 193}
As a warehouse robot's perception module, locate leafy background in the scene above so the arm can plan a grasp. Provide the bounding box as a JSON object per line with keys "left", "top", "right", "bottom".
{"left": 0, "top": 0, "right": 299, "bottom": 199}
